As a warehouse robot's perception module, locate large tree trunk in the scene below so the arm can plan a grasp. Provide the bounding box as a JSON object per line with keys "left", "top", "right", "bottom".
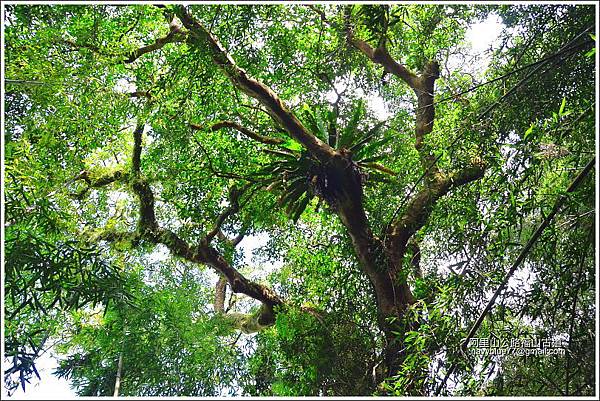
{"left": 321, "top": 152, "right": 417, "bottom": 380}
{"left": 175, "top": 6, "right": 485, "bottom": 390}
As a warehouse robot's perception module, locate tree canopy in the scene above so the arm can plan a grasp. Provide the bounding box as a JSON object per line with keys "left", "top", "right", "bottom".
{"left": 3, "top": 3, "right": 596, "bottom": 397}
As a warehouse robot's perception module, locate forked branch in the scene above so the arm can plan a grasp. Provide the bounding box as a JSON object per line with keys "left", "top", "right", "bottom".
{"left": 176, "top": 6, "right": 335, "bottom": 163}
{"left": 344, "top": 7, "right": 420, "bottom": 92}
{"left": 344, "top": 6, "right": 441, "bottom": 175}
{"left": 124, "top": 17, "right": 187, "bottom": 63}
{"left": 387, "top": 163, "right": 485, "bottom": 254}
{"left": 98, "top": 123, "right": 284, "bottom": 325}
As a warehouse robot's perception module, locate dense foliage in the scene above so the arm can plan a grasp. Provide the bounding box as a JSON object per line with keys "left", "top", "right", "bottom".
{"left": 3, "top": 3, "right": 596, "bottom": 397}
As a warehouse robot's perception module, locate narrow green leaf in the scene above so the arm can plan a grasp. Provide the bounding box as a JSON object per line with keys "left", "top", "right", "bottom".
{"left": 558, "top": 97, "right": 566, "bottom": 116}
{"left": 523, "top": 123, "right": 535, "bottom": 140}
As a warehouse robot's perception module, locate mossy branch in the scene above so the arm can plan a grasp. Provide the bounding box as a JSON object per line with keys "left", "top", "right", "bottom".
{"left": 177, "top": 6, "right": 336, "bottom": 163}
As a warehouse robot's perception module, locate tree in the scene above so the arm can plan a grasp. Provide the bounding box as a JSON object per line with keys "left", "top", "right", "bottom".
{"left": 3, "top": 3, "right": 596, "bottom": 396}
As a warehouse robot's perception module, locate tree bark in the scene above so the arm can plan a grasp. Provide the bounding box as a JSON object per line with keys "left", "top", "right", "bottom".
{"left": 175, "top": 5, "right": 487, "bottom": 387}
{"left": 345, "top": 11, "right": 489, "bottom": 384}
{"left": 176, "top": 6, "right": 336, "bottom": 164}
{"left": 214, "top": 275, "right": 227, "bottom": 313}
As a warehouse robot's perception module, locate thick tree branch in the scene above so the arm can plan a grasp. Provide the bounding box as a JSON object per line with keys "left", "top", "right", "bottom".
{"left": 214, "top": 275, "right": 227, "bottom": 313}
{"left": 123, "top": 122, "right": 283, "bottom": 324}
{"left": 362, "top": 162, "right": 397, "bottom": 176}
{"left": 72, "top": 169, "right": 126, "bottom": 199}
{"left": 191, "top": 121, "right": 284, "bottom": 146}
{"left": 414, "top": 62, "right": 441, "bottom": 176}
{"left": 217, "top": 228, "right": 246, "bottom": 247}
{"left": 407, "top": 240, "right": 422, "bottom": 280}
{"left": 388, "top": 163, "right": 485, "bottom": 255}
{"left": 344, "top": 7, "right": 441, "bottom": 175}
{"left": 335, "top": 190, "right": 414, "bottom": 319}
{"left": 231, "top": 232, "right": 245, "bottom": 247}
{"left": 448, "top": 163, "right": 487, "bottom": 188}
{"left": 345, "top": 29, "right": 420, "bottom": 91}
{"left": 219, "top": 310, "right": 273, "bottom": 334}
{"left": 131, "top": 123, "right": 144, "bottom": 174}
{"left": 124, "top": 18, "right": 187, "bottom": 63}
{"left": 176, "top": 8, "right": 415, "bottom": 329}
{"left": 74, "top": 169, "right": 125, "bottom": 188}
{"left": 100, "top": 217, "right": 284, "bottom": 324}
{"left": 128, "top": 90, "right": 152, "bottom": 100}
{"left": 176, "top": 6, "right": 335, "bottom": 163}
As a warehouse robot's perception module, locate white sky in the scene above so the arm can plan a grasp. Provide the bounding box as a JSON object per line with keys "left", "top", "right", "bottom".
{"left": 2, "top": 353, "right": 74, "bottom": 400}
{"left": 466, "top": 14, "right": 505, "bottom": 55}
{"left": 3, "top": 13, "right": 505, "bottom": 400}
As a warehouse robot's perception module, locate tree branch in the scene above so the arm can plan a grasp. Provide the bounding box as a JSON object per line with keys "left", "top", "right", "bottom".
{"left": 219, "top": 310, "right": 273, "bottom": 334}
{"left": 131, "top": 123, "right": 144, "bottom": 174}
{"left": 61, "top": 15, "right": 186, "bottom": 64}
{"left": 191, "top": 120, "right": 285, "bottom": 146}
{"left": 61, "top": 39, "right": 114, "bottom": 57}
{"left": 74, "top": 169, "right": 125, "bottom": 188}
{"left": 204, "top": 184, "right": 252, "bottom": 244}
{"left": 72, "top": 169, "right": 126, "bottom": 199}
{"left": 345, "top": 25, "right": 420, "bottom": 91}
{"left": 128, "top": 90, "right": 152, "bottom": 100}
{"left": 344, "top": 7, "right": 441, "bottom": 175}
{"left": 217, "top": 228, "right": 246, "bottom": 247}
{"left": 362, "top": 162, "right": 397, "bottom": 176}
{"left": 124, "top": 18, "right": 187, "bottom": 63}
{"left": 414, "top": 61, "right": 441, "bottom": 176}
{"left": 176, "top": 6, "right": 335, "bottom": 163}
{"left": 388, "top": 162, "right": 485, "bottom": 254}
{"left": 231, "top": 231, "right": 245, "bottom": 247}
{"left": 177, "top": 9, "right": 408, "bottom": 324}
{"left": 407, "top": 239, "right": 422, "bottom": 279}
{"left": 214, "top": 275, "right": 227, "bottom": 313}
{"left": 122, "top": 122, "right": 283, "bottom": 324}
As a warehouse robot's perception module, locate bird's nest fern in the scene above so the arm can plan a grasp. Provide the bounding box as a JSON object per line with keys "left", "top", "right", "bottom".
{"left": 255, "top": 101, "right": 395, "bottom": 222}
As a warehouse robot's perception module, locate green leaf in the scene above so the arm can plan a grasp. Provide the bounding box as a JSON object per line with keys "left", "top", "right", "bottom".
{"left": 585, "top": 47, "right": 596, "bottom": 58}
{"left": 281, "top": 139, "right": 303, "bottom": 152}
{"left": 523, "top": 123, "right": 535, "bottom": 140}
{"left": 339, "top": 100, "right": 366, "bottom": 149}
{"left": 314, "top": 109, "right": 328, "bottom": 141}
{"left": 290, "top": 194, "right": 311, "bottom": 223}
{"left": 558, "top": 97, "right": 566, "bottom": 116}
